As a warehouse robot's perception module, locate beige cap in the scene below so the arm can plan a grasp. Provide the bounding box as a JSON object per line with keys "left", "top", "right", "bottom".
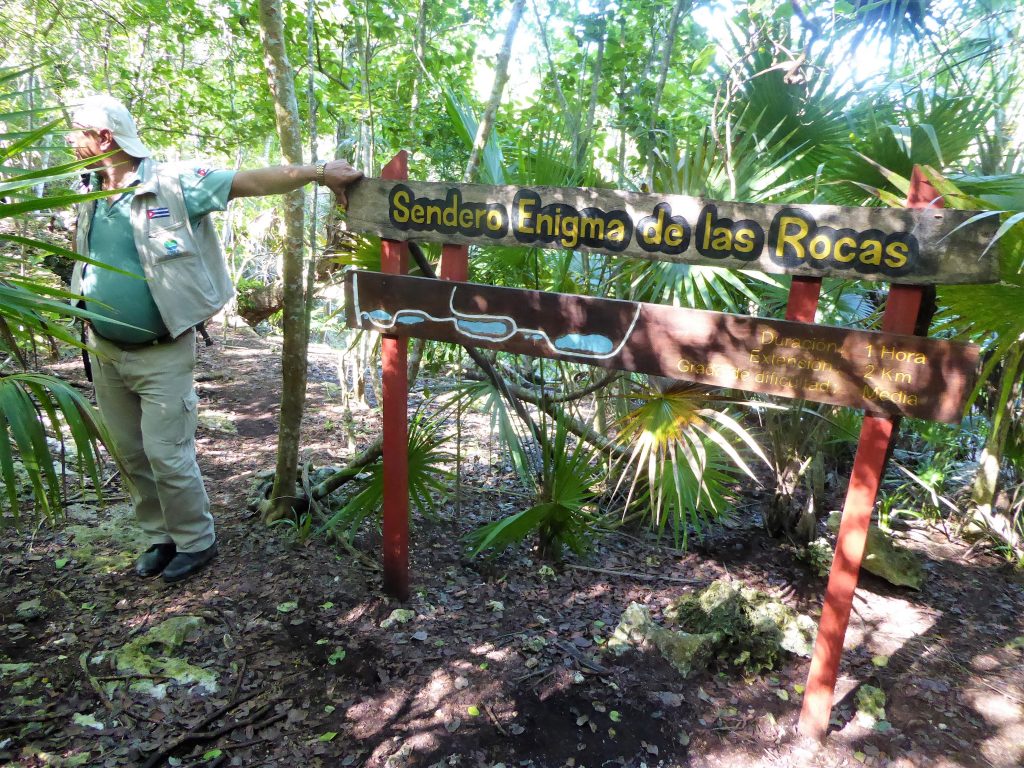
{"left": 71, "top": 94, "right": 152, "bottom": 159}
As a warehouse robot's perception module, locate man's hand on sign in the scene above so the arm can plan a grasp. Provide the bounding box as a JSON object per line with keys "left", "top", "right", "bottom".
{"left": 322, "top": 160, "right": 363, "bottom": 208}
{"left": 228, "top": 161, "right": 363, "bottom": 203}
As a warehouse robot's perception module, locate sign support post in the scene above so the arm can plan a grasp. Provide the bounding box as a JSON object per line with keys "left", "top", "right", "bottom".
{"left": 785, "top": 275, "right": 823, "bottom": 323}
{"left": 380, "top": 151, "right": 411, "bottom": 601}
{"left": 797, "top": 168, "right": 943, "bottom": 739}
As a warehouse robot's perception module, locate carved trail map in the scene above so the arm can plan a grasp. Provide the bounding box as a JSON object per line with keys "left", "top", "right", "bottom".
{"left": 344, "top": 271, "right": 979, "bottom": 423}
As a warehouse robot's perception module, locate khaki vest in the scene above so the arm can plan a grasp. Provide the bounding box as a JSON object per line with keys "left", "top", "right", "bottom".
{"left": 71, "top": 158, "right": 235, "bottom": 338}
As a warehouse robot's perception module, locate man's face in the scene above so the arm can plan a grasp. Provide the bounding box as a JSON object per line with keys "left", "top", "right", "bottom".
{"left": 66, "top": 124, "right": 112, "bottom": 166}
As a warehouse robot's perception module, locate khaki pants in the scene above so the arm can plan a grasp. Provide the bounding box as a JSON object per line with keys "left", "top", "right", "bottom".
{"left": 90, "top": 329, "right": 214, "bottom": 553}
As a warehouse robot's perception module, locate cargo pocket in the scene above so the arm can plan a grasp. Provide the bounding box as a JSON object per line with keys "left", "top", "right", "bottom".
{"left": 178, "top": 390, "right": 199, "bottom": 445}
{"left": 147, "top": 389, "right": 200, "bottom": 451}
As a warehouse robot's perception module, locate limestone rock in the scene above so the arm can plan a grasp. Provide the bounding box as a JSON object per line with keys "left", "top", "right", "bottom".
{"left": 667, "top": 580, "right": 817, "bottom": 672}
{"left": 608, "top": 602, "right": 657, "bottom": 655}
{"left": 380, "top": 608, "right": 417, "bottom": 629}
{"left": 15, "top": 598, "right": 44, "bottom": 622}
{"left": 111, "top": 616, "right": 217, "bottom": 696}
{"left": 651, "top": 624, "right": 720, "bottom": 677}
{"left": 611, "top": 583, "right": 817, "bottom": 678}
{"left": 608, "top": 602, "right": 719, "bottom": 677}
{"left": 0, "top": 662, "right": 34, "bottom": 680}
{"left": 827, "top": 513, "right": 924, "bottom": 590}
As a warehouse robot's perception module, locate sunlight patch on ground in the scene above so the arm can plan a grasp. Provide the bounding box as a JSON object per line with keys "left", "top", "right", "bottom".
{"left": 967, "top": 688, "right": 1024, "bottom": 768}
{"left": 470, "top": 643, "right": 514, "bottom": 664}
{"left": 340, "top": 604, "right": 373, "bottom": 626}
{"left": 842, "top": 591, "right": 938, "bottom": 655}
{"left": 347, "top": 689, "right": 410, "bottom": 740}
{"left": 197, "top": 408, "right": 237, "bottom": 433}
{"left": 66, "top": 502, "right": 148, "bottom": 574}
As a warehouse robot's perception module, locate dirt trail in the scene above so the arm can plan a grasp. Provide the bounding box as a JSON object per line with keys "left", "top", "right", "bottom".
{"left": 1, "top": 322, "right": 1022, "bottom": 768}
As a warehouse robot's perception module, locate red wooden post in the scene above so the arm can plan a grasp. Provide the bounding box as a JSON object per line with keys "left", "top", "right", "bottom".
{"left": 439, "top": 243, "right": 469, "bottom": 282}
{"left": 798, "top": 167, "right": 943, "bottom": 739}
{"left": 785, "top": 275, "right": 823, "bottom": 323}
{"left": 381, "top": 152, "right": 411, "bottom": 601}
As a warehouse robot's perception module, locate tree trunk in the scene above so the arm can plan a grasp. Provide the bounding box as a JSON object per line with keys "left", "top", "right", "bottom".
{"left": 969, "top": 341, "right": 1024, "bottom": 551}
{"left": 409, "top": 0, "right": 428, "bottom": 131}
{"left": 257, "top": 0, "right": 310, "bottom": 522}
{"left": 360, "top": 0, "right": 376, "bottom": 173}
{"left": 647, "top": 0, "right": 688, "bottom": 173}
{"left": 530, "top": 0, "right": 571, "bottom": 118}
{"left": 577, "top": 3, "right": 608, "bottom": 166}
{"left": 304, "top": 0, "right": 319, "bottom": 344}
{"left": 464, "top": 0, "right": 526, "bottom": 183}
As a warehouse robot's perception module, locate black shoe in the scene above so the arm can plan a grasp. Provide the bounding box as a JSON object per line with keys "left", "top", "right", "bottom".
{"left": 135, "top": 543, "right": 177, "bottom": 578}
{"left": 161, "top": 543, "right": 218, "bottom": 584}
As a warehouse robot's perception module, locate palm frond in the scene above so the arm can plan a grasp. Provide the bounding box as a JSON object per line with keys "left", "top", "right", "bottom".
{"left": 611, "top": 386, "right": 765, "bottom": 548}
{"left": 0, "top": 374, "right": 112, "bottom": 525}
{"left": 442, "top": 87, "right": 505, "bottom": 186}
{"left": 465, "top": 411, "right": 603, "bottom": 559}
{"left": 317, "top": 407, "right": 453, "bottom": 538}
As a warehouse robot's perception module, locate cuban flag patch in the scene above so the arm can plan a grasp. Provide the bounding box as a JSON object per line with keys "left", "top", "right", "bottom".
{"left": 194, "top": 167, "right": 210, "bottom": 177}
{"left": 147, "top": 207, "right": 171, "bottom": 219}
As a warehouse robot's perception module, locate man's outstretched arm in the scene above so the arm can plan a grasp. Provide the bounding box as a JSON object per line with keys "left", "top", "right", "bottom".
{"left": 228, "top": 159, "right": 363, "bottom": 206}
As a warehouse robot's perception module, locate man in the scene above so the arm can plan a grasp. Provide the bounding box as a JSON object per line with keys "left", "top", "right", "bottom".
{"left": 67, "top": 94, "right": 362, "bottom": 583}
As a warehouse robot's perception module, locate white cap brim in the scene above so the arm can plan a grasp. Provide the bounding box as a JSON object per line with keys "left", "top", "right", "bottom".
{"left": 112, "top": 132, "right": 152, "bottom": 158}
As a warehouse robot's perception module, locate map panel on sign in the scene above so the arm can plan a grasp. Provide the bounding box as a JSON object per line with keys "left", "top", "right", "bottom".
{"left": 344, "top": 271, "right": 980, "bottom": 423}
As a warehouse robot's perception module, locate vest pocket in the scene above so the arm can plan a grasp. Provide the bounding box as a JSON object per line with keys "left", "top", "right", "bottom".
{"left": 147, "top": 243, "right": 220, "bottom": 314}
{"left": 149, "top": 222, "right": 194, "bottom": 263}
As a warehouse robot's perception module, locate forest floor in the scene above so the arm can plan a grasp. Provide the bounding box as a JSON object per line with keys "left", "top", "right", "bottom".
{"left": 1, "top": 322, "right": 1023, "bottom": 768}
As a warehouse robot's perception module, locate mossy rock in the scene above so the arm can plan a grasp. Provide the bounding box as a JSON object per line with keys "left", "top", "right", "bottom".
{"left": 380, "top": 609, "right": 416, "bottom": 629}
{"left": 665, "top": 580, "right": 816, "bottom": 673}
{"left": 611, "top": 583, "right": 816, "bottom": 678}
{"left": 798, "top": 538, "right": 834, "bottom": 577}
{"left": 0, "top": 662, "right": 34, "bottom": 680}
{"left": 197, "top": 410, "right": 237, "bottom": 434}
{"left": 608, "top": 602, "right": 719, "bottom": 677}
{"left": 855, "top": 684, "right": 886, "bottom": 726}
{"left": 66, "top": 502, "right": 149, "bottom": 573}
{"left": 827, "top": 513, "right": 924, "bottom": 590}
{"left": 109, "top": 616, "right": 218, "bottom": 696}
{"left": 650, "top": 624, "right": 720, "bottom": 677}
{"left": 15, "top": 599, "right": 45, "bottom": 622}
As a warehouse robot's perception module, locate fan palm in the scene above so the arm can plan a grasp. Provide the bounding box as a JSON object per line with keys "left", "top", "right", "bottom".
{"left": 611, "top": 384, "right": 767, "bottom": 548}
{"left": 718, "top": 4, "right": 1024, "bottom": 551}
{"left": 465, "top": 411, "right": 604, "bottom": 561}
{"left": 317, "top": 407, "right": 453, "bottom": 539}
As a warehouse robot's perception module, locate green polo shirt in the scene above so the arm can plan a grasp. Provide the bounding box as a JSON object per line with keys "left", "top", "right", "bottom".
{"left": 81, "top": 165, "right": 236, "bottom": 343}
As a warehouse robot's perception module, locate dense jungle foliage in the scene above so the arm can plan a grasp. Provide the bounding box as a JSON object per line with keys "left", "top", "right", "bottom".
{"left": 1, "top": 0, "right": 1022, "bottom": 563}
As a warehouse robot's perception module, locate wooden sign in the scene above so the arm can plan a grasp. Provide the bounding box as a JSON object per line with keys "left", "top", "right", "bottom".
{"left": 344, "top": 270, "right": 979, "bottom": 423}
{"left": 345, "top": 179, "right": 998, "bottom": 285}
